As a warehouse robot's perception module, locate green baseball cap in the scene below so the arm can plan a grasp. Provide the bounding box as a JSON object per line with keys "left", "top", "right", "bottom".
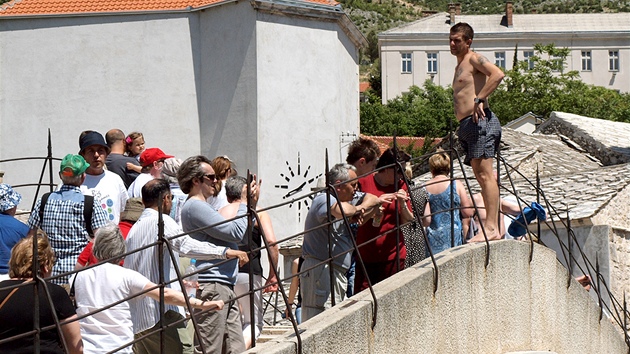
{"left": 60, "top": 154, "right": 90, "bottom": 177}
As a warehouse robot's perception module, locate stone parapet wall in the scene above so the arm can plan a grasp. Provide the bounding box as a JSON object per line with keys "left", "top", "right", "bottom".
{"left": 609, "top": 228, "right": 630, "bottom": 309}
{"left": 594, "top": 183, "right": 630, "bottom": 306}
{"left": 248, "top": 241, "right": 626, "bottom": 354}
{"left": 593, "top": 183, "right": 630, "bottom": 231}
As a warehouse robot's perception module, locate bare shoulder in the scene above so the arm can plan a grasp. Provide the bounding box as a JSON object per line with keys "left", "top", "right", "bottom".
{"left": 470, "top": 51, "right": 503, "bottom": 77}
{"left": 470, "top": 51, "right": 490, "bottom": 66}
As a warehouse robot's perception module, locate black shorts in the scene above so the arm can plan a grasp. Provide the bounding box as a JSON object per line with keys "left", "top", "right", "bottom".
{"left": 457, "top": 108, "right": 501, "bottom": 166}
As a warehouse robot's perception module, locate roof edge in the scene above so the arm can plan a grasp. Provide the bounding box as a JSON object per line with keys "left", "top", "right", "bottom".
{"left": 0, "top": 0, "right": 238, "bottom": 19}
{"left": 251, "top": 0, "right": 367, "bottom": 48}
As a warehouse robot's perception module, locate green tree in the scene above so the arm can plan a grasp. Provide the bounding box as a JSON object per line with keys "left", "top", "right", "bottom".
{"left": 360, "top": 43, "right": 630, "bottom": 142}
{"left": 366, "top": 31, "right": 380, "bottom": 62}
{"left": 492, "top": 43, "right": 630, "bottom": 123}
{"left": 360, "top": 80, "right": 456, "bottom": 140}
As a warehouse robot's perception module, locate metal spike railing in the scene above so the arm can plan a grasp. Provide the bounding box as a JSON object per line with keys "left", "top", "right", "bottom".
{"left": 2, "top": 133, "right": 630, "bottom": 353}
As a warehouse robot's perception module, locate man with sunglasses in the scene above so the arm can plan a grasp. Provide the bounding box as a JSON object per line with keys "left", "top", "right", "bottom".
{"left": 177, "top": 155, "right": 259, "bottom": 354}
{"left": 124, "top": 178, "right": 248, "bottom": 354}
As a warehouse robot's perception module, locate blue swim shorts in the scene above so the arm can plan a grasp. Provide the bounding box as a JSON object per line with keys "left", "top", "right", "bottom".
{"left": 457, "top": 108, "right": 501, "bottom": 166}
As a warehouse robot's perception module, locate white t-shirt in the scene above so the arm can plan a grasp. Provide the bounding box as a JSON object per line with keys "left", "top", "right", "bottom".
{"left": 73, "top": 263, "right": 150, "bottom": 353}
{"left": 82, "top": 170, "right": 129, "bottom": 224}
{"left": 206, "top": 185, "right": 229, "bottom": 211}
{"left": 127, "top": 173, "right": 153, "bottom": 198}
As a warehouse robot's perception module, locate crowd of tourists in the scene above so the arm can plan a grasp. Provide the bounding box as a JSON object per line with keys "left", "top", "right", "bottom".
{"left": 0, "top": 129, "right": 275, "bottom": 353}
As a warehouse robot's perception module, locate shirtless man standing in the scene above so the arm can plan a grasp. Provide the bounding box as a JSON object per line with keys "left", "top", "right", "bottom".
{"left": 450, "top": 22, "right": 505, "bottom": 241}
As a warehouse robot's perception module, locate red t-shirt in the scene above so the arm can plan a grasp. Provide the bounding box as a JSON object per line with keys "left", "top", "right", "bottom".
{"left": 356, "top": 175, "right": 410, "bottom": 263}
{"left": 77, "top": 221, "right": 133, "bottom": 266}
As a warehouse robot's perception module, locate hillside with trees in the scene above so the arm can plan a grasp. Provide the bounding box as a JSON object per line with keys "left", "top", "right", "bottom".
{"left": 346, "top": 0, "right": 630, "bottom": 65}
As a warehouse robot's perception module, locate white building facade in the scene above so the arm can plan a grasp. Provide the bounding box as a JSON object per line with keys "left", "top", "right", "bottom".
{"left": 379, "top": 6, "right": 630, "bottom": 103}
{"left": 0, "top": 0, "right": 366, "bottom": 240}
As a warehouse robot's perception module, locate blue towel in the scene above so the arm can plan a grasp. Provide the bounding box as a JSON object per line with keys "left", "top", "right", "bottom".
{"left": 508, "top": 202, "right": 546, "bottom": 237}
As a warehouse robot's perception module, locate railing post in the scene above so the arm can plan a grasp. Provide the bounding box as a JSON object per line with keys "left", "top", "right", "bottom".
{"left": 536, "top": 165, "right": 541, "bottom": 245}
{"left": 324, "top": 151, "right": 336, "bottom": 308}
{"left": 597, "top": 253, "right": 603, "bottom": 322}
{"left": 246, "top": 170, "right": 256, "bottom": 348}
{"left": 157, "top": 192, "right": 166, "bottom": 353}
{"left": 566, "top": 205, "right": 572, "bottom": 289}
{"left": 32, "top": 235, "right": 41, "bottom": 354}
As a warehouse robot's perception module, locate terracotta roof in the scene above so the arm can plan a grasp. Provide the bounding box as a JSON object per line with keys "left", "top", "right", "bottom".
{"left": 368, "top": 135, "right": 441, "bottom": 152}
{"left": 359, "top": 82, "right": 370, "bottom": 93}
{"left": 359, "top": 134, "right": 389, "bottom": 154}
{"left": 0, "top": 0, "right": 339, "bottom": 16}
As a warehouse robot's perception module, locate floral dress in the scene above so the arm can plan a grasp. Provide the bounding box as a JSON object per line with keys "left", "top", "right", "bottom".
{"left": 425, "top": 181, "right": 463, "bottom": 256}
{"left": 402, "top": 182, "right": 428, "bottom": 267}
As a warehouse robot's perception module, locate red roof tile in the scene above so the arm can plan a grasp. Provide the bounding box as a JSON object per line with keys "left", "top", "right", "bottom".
{"left": 0, "top": 0, "right": 338, "bottom": 16}
{"left": 364, "top": 135, "right": 442, "bottom": 154}
{"left": 359, "top": 81, "right": 370, "bottom": 93}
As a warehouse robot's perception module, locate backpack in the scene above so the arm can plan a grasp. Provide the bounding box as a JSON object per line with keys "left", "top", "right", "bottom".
{"left": 38, "top": 192, "right": 95, "bottom": 237}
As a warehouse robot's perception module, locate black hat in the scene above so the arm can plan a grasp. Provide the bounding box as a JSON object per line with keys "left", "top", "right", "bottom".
{"left": 376, "top": 148, "right": 410, "bottom": 169}
{"left": 79, "top": 131, "right": 110, "bottom": 155}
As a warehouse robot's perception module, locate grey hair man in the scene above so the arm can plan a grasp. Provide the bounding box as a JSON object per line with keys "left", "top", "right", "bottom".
{"left": 27, "top": 154, "right": 109, "bottom": 285}
{"left": 92, "top": 223, "right": 126, "bottom": 263}
{"left": 300, "top": 163, "right": 385, "bottom": 322}
{"left": 219, "top": 176, "right": 280, "bottom": 348}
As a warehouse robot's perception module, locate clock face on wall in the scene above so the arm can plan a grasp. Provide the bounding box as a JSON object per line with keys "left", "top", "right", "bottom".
{"left": 274, "top": 152, "right": 323, "bottom": 222}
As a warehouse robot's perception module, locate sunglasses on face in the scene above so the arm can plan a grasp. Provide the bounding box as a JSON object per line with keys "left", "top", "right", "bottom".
{"left": 203, "top": 174, "right": 217, "bottom": 182}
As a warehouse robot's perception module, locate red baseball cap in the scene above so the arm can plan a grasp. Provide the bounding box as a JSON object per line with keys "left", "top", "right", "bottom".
{"left": 140, "top": 148, "right": 174, "bottom": 167}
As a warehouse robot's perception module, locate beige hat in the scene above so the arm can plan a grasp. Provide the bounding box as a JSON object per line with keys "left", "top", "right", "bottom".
{"left": 161, "top": 157, "right": 183, "bottom": 184}
{"left": 121, "top": 198, "right": 144, "bottom": 222}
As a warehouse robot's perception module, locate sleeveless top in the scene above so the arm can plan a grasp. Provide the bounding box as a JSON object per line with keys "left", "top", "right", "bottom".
{"left": 402, "top": 182, "right": 428, "bottom": 267}
{"left": 238, "top": 226, "right": 263, "bottom": 276}
{"left": 425, "top": 180, "right": 463, "bottom": 256}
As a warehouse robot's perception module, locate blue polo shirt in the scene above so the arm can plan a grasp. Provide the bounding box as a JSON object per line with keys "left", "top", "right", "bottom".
{"left": 0, "top": 214, "right": 29, "bottom": 273}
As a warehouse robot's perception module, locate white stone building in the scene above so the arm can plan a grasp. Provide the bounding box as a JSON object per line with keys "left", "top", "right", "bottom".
{"left": 379, "top": 3, "right": 630, "bottom": 103}
{"left": 0, "top": 0, "right": 366, "bottom": 239}
{"left": 504, "top": 111, "right": 544, "bottom": 134}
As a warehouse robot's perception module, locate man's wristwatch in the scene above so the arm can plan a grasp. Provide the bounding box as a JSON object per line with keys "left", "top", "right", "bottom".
{"left": 474, "top": 97, "right": 485, "bottom": 104}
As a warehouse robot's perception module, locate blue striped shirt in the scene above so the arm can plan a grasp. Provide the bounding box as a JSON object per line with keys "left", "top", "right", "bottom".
{"left": 124, "top": 208, "right": 228, "bottom": 333}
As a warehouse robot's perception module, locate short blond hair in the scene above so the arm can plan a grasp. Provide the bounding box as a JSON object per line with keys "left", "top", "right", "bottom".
{"left": 429, "top": 150, "right": 451, "bottom": 176}
{"left": 9, "top": 231, "right": 55, "bottom": 278}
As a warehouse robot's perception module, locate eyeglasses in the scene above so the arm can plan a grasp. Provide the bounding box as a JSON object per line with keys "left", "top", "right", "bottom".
{"left": 164, "top": 194, "right": 174, "bottom": 201}
{"left": 204, "top": 174, "right": 217, "bottom": 182}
